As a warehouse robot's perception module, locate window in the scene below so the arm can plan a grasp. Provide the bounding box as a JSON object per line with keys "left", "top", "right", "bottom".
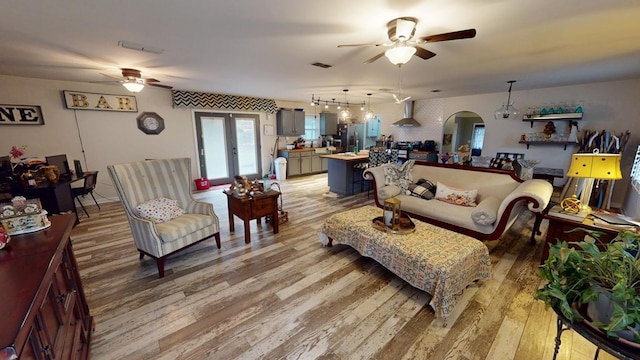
{"left": 471, "top": 124, "right": 485, "bottom": 150}
{"left": 631, "top": 145, "right": 640, "bottom": 192}
{"left": 303, "top": 115, "right": 319, "bottom": 140}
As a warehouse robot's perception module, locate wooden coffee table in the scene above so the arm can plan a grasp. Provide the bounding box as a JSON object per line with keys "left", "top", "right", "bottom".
{"left": 225, "top": 190, "right": 281, "bottom": 243}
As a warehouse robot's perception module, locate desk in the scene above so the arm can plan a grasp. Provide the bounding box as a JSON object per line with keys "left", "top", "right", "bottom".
{"left": 533, "top": 167, "right": 564, "bottom": 183}
{"left": 552, "top": 304, "right": 639, "bottom": 360}
{"left": 14, "top": 173, "right": 88, "bottom": 223}
{"left": 226, "top": 190, "right": 281, "bottom": 243}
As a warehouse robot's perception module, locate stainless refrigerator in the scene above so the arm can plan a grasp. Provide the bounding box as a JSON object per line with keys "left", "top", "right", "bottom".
{"left": 336, "top": 123, "right": 365, "bottom": 151}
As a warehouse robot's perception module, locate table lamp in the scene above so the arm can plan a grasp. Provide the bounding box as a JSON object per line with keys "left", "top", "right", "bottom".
{"left": 565, "top": 151, "right": 622, "bottom": 212}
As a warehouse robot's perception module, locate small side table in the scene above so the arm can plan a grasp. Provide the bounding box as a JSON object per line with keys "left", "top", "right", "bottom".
{"left": 541, "top": 208, "right": 621, "bottom": 264}
{"left": 225, "top": 190, "right": 281, "bottom": 243}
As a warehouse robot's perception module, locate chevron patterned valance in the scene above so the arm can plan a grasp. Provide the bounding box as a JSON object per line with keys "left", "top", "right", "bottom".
{"left": 171, "top": 90, "right": 278, "bottom": 113}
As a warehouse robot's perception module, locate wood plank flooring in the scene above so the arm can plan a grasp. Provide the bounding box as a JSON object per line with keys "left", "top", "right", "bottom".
{"left": 69, "top": 173, "right": 617, "bottom": 359}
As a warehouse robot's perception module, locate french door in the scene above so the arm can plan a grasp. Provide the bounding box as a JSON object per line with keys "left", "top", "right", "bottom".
{"left": 194, "top": 112, "right": 261, "bottom": 185}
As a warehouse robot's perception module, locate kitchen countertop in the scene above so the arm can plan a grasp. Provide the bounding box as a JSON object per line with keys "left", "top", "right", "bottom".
{"left": 320, "top": 153, "right": 369, "bottom": 162}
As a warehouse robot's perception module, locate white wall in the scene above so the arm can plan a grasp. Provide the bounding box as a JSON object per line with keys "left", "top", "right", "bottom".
{"left": 1, "top": 74, "right": 639, "bottom": 210}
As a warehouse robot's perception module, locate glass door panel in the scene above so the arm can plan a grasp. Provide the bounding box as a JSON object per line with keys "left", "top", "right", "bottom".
{"left": 202, "top": 116, "right": 230, "bottom": 180}
{"left": 234, "top": 116, "right": 260, "bottom": 179}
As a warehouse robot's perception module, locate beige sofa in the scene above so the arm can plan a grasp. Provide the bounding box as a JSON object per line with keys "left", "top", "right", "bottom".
{"left": 364, "top": 161, "right": 553, "bottom": 241}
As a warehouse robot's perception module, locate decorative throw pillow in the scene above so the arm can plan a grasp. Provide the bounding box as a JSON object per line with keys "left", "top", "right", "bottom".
{"left": 407, "top": 178, "right": 437, "bottom": 200}
{"left": 471, "top": 196, "right": 501, "bottom": 225}
{"left": 136, "top": 197, "right": 185, "bottom": 223}
{"left": 435, "top": 182, "right": 478, "bottom": 207}
{"left": 383, "top": 160, "right": 415, "bottom": 191}
{"left": 489, "top": 157, "right": 513, "bottom": 170}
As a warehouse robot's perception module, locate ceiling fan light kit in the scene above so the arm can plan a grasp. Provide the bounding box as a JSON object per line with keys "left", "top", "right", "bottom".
{"left": 338, "top": 16, "right": 476, "bottom": 66}
{"left": 385, "top": 46, "right": 416, "bottom": 66}
{"left": 494, "top": 80, "right": 520, "bottom": 120}
{"left": 122, "top": 78, "right": 145, "bottom": 93}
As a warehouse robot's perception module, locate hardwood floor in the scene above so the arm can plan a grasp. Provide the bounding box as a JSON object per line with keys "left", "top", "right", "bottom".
{"left": 70, "top": 173, "right": 616, "bottom": 359}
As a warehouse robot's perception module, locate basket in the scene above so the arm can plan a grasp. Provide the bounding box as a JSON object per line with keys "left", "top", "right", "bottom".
{"left": 194, "top": 178, "right": 210, "bottom": 191}
{"left": 266, "top": 182, "right": 288, "bottom": 224}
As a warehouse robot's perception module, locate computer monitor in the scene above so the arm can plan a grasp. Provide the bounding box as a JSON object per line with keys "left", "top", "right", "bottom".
{"left": 45, "top": 154, "right": 71, "bottom": 177}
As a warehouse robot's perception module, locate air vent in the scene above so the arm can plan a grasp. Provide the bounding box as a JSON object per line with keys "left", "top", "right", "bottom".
{"left": 118, "top": 40, "right": 164, "bottom": 54}
{"left": 311, "top": 62, "right": 332, "bottom": 69}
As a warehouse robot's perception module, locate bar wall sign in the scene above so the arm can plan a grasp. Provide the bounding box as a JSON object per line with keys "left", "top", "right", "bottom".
{"left": 62, "top": 90, "right": 138, "bottom": 112}
{"left": 0, "top": 104, "right": 44, "bottom": 125}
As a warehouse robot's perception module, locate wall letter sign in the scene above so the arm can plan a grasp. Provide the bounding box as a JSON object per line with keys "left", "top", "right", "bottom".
{"left": 62, "top": 90, "right": 138, "bottom": 112}
{"left": 0, "top": 104, "right": 44, "bottom": 125}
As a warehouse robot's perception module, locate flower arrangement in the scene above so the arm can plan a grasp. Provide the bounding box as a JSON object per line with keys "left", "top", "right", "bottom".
{"left": 9, "top": 145, "right": 26, "bottom": 161}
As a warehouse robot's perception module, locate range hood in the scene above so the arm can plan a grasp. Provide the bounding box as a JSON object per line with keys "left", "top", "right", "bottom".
{"left": 392, "top": 101, "right": 421, "bottom": 127}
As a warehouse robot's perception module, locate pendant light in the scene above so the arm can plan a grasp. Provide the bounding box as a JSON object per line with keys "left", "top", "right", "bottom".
{"left": 339, "top": 89, "right": 352, "bottom": 121}
{"left": 364, "top": 93, "right": 375, "bottom": 121}
{"left": 494, "top": 80, "right": 520, "bottom": 120}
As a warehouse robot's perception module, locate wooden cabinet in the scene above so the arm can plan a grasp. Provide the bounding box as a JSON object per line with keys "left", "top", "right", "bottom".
{"left": 311, "top": 154, "right": 323, "bottom": 172}
{"left": 0, "top": 214, "right": 93, "bottom": 360}
{"left": 319, "top": 112, "right": 337, "bottom": 136}
{"left": 277, "top": 109, "right": 305, "bottom": 136}
{"left": 300, "top": 152, "right": 312, "bottom": 174}
{"left": 366, "top": 116, "right": 381, "bottom": 138}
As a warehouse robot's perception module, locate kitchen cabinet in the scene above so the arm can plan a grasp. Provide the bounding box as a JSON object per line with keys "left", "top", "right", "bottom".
{"left": 319, "top": 112, "right": 338, "bottom": 136}
{"left": 278, "top": 149, "right": 328, "bottom": 177}
{"left": 311, "top": 154, "right": 323, "bottom": 172}
{"left": 277, "top": 109, "right": 305, "bottom": 136}
{"left": 0, "top": 214, "right": 93, "bottom": 360}
{"left": 519, "top": 112, "right": 582, "bottom": 150}
{"left": 366, "top": 116, "right": 381, "bottom": 138}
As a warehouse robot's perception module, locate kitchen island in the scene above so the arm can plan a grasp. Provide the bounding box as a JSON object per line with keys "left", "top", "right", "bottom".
{"left": 321, "top": 152, "right": 369, "bottom": 195}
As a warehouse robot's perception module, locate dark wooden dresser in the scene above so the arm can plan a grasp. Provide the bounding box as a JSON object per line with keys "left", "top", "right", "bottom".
{"left": 0, "top": 214, "right": 93, "bottom": 359}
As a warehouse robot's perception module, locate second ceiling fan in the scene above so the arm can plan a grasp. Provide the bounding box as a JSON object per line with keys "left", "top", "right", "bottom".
{"left": 338, "top": 17, "right": 476, "bottom": 65}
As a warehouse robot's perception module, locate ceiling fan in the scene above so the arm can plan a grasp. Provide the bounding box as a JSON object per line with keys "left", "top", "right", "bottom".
{"left": 98, "top": 68, "right": 173, "bottom": 92}
{"left": 338, "top": 17, "right": 476, "bottom": 65}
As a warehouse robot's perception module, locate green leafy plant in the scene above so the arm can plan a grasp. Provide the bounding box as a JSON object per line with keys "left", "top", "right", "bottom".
{"left": 535, "top": 228, "right": 640, "bottom": 342}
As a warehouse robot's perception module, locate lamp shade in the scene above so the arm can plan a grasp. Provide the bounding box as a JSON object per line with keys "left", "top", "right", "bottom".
{"left": 566, "top": 153, "right": 622, "bottom": 180}
{"left": 123, "top": 79, "right": 144, "bottom": 93}
{"left": 385, "top": 46, "right": 416, "bottom": 65}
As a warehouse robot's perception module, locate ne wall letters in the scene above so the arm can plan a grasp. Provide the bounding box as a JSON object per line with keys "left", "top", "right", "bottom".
{"left": 0, "top": 104, "right": 44, "bottom": 125}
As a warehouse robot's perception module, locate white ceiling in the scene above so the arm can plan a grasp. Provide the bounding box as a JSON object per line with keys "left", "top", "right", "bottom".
{"left": 1, "top": 0, "right": 640, "bottom": 105}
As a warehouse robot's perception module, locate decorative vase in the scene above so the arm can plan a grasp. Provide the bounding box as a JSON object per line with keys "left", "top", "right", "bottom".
{"left": 587, "top": 284, "right": 640, "bottom": 343}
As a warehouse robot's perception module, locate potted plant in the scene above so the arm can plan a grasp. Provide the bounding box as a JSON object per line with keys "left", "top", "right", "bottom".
{"left": 535, "top": 228, "right": 640, "bottom": 344}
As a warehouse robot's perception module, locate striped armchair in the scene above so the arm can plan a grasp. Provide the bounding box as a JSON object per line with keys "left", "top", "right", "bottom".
{"left": 107, "top": 158, "right": 221, "bottom": 278}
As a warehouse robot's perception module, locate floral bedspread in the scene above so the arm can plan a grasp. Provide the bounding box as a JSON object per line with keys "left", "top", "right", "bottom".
{"left": 320, "top": 205, "right": 492, "bottom": 320}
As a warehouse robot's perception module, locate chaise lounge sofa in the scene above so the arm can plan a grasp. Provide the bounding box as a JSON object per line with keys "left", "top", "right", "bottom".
{"left": 363, "top": 161, "right": 554, "bottom": 241}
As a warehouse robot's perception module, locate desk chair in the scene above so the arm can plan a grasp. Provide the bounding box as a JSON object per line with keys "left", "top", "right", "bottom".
{"left": 72, "top": 171, "right": 100, "bottom": 217}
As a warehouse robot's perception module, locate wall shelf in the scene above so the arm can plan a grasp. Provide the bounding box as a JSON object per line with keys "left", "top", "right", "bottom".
{"left": 523, "top": 112, "right": 583, "bottom": 127}
{"left": 518, "top": 140, "right": 579, "bottom": 150}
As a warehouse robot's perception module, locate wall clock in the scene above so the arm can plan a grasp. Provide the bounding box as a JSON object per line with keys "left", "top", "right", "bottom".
{"left": 136, "top": 112, "right": 165, "bottom": 134}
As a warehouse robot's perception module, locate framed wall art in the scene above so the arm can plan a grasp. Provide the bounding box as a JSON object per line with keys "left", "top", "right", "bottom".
{"left": 0, "top": 104, "right": 44, "bottom": 125}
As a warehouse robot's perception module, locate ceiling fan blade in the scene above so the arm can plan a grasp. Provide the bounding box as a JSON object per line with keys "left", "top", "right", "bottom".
{"left": 364, "top": 52, "right": 386, "bottom": 64}
{"left": 413, "top": 46, "right": 436, "bottom": 60}
{"left": 338, "top": 44, "right": 385, "bottom": 47}
{"left": 99, "top": 72, "right": 125, "bottom": 81}
{"left": 147, "top": 83, "right": 173, "bottom": 90}
{"left": 419, "top": 28, "right": 476, "bottom": 43}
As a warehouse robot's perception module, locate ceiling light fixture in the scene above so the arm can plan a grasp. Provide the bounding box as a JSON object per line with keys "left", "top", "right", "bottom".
{"left": 364, "top": 93, "right": 375, "bottom": 121}
{"left": 494, "top": 80, "right": 520, "bottom": 120}
{"left": 122, "top": 78, "right": 144, "bottom": 93}
{"left": 385, "top": 44, "right": 416, "bottom": 66}
{"left": 310, "top": 94, "right": 364, "bottom": 113}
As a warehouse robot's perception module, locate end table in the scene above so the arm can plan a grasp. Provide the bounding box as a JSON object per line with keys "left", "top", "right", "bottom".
{"left": 225, "top": 190, "right": 281, "bottom": 243}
